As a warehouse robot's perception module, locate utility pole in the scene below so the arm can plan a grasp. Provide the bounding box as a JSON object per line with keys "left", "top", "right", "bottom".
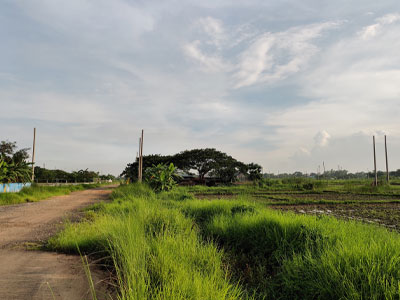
{"left": 385, "top": 135, "right": 389, "bottom": 184}
{"left": 138, "top": 138, "right": 141, "bottom": 182}
{"left": 140, "top": 129, "right": 144, "bottom": 182}
{"left": 31, "top": 128, "right": 36, "bottom": 182}
{"left": 138, "top": 130, "right": 144, "bottom": 183}
{"left": 373, "top": 135, "right": 378, "bottom": 186}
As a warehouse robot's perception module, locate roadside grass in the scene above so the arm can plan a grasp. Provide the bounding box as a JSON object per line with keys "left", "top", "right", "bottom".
{"left": 0, "top": 183, "right": 101, "bottom": 206}
{"left": 48, "top": 184, "right": 245, "bottom": 300}
{"left": 49, "top": 183, "right": 400, "bottom": 299}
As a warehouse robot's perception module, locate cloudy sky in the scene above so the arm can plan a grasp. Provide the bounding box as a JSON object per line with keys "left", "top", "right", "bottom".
{"left": 1, "top": 0, "right": 400, "bottom": 175}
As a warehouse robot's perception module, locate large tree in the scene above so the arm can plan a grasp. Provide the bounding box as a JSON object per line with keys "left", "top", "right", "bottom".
{"left": 211, "top": 155, "right": 248, "bottom": 184}
{"left": 0, "top": 140, "right": 30, "bottom": 164}
{"left": 121, "top": 148, "right": 261, "bottom": 184}
{"left": 174, "top": 148, "right": 229, "bottom": 182}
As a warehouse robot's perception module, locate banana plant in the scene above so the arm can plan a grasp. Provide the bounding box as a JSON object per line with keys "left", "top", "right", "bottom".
{"left": 0, "top": 158, "right": 31, "bottom": 183}
{"left": 0, "top": 159, "right": 8, "bottom": 183}
{"left": 144, "top": 163, "right": 181, "bottom": 192}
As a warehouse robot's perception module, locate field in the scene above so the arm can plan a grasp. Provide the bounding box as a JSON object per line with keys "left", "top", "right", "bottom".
{"left": 48, "top": 179, "right": 400, "bottom": 299}
{"left": 188, "top": 178, "right": 400, "bottom": 231}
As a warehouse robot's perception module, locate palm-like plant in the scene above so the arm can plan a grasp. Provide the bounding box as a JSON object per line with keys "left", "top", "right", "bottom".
{"left": 144, "top": 163, "right": 180, "bottom": 192}
{"left": 0, "top": 159, "right": 8, "bottom": 183}
{"left": 0, "top": 158, "right": 31, "bottom": 183}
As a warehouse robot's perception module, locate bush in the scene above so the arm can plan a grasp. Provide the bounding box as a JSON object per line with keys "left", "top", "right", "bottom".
{"left": 144, "top": 163, "right": 180, "bottom": 192}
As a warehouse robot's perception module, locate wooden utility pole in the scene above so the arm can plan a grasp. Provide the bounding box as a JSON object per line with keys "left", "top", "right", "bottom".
{"left": 138, "top": 138, "right": 141, "bottom": 182}
{"left": 140, "top": 130, "right": 144, "bottom": 182}
{"left": 373, "top": 135, "right": 378, "bottom": 186}
{"left": 137, "top": 130, "right": 144, "bottom": 183}
{"left": 385, "top": 135, "right": 389, "bottom": 184}
{"left": 31, "top": 128, "right": 36, "bottom": 182}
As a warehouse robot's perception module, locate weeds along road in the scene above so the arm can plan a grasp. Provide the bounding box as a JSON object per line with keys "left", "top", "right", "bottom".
{"left": 0, "top": 185, "right": 117, "bottom": 300}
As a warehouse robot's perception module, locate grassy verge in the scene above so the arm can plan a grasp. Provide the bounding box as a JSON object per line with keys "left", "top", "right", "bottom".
{"left": 49, "top": 184, "right": 400, "bottom": 299}
{"left": 49, "top": 184, "right": 244, "bottom": 300}
{"left": 0, "top": 183, "right": 102, "bottom": 205}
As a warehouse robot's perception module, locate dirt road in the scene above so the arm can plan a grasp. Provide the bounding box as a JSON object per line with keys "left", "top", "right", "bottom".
{"left": 0, "top": 186, "right": 116, "bottom": 300}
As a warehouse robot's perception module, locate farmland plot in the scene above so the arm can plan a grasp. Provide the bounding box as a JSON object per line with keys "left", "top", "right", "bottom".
{"left": 50, "top": 182, "right": 400, "bottom": 300}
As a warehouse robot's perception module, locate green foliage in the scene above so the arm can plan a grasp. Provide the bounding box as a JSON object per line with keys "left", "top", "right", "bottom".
{"left": 180, "top": 198, "right": 400, "bottom": 299}
{"left": 247, "top": 163, "right": 262, "bottom": 181}
{"left": 49, "top": 184, "right": 400, "bottom": 299}
{"left": 0, "top": 140, "right": 30, "bottom": 164}
{"left": 49, "top": 184, "right": 245, "bottom": 300}
{"left": 0, "top": 157, "right": 32, "bottom": 183}
{"left": 121, "top": 148, "right": 260, "bottom": 184}
{"left": 121, "top": 154, "right": 173, "bottom": 182}
{"left": 175, "top": 148, "right": 241, "bottom": 182}
{"left": 34, "top": 167, "right": 100, "bottom": 183}
{"left": 253, "top": 177, "right": 326, "bottom": 191}
{"left": 145, "top": 163, "right": 180, "bottom": 192}
{"left": 0, "top": 140, "right": 32, "bottom": 183}
{"left": 0, "top": 159, "right": 7, "bottom": 182}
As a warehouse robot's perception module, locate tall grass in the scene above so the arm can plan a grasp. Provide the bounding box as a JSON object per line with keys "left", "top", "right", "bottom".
{"left": 0, "top": 183, "right": 101, "bottom": 205}
{"left": 180, "top": 199, "right": 400, "bottom": 299}
{"left": 49, "top": 184, "right": 244, "bottom": 300}
{"left": 49, "top": 184, "right": 400, "bottom": 299}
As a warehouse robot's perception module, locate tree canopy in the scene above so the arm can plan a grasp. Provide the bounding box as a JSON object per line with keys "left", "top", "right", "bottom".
{"left": 121, "top": 148, "right": 262, "bottom": 184}
{"left": 34, "top": 167, "right": 106, "bottom": 183}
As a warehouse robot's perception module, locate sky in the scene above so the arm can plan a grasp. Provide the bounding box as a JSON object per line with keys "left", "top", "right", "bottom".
{"left": 1, "top": 0, "right": 400, "bottom": 176}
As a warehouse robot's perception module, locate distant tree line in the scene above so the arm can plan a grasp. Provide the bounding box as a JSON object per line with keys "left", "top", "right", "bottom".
{"left": 121, "top": 148, "right": 262, "bottom": 184}
{"left": 264, "top": 169, "right": 400, "bottom": 180}
{"left": 34, "top": 167, "right": 116, "bottom": 183}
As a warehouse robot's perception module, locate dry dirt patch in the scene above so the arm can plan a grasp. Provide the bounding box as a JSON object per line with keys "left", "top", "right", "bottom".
{"left": 0, "top": 186, "right": 117, "bottom": 300}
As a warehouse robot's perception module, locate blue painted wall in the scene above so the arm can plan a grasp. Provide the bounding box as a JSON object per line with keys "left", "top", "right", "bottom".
{"left": 0, "top": 183, "right": 31, "bottom": 193}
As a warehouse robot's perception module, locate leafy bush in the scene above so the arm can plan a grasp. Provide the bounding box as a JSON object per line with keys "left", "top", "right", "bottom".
{"left": 144, "top": 163, "right": 180, "bottom": 192}
{"left": 0, "top": 158, "right": 31, "bottom": 183}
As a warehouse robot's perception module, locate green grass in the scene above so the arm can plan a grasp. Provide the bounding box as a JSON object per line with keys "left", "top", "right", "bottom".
{"left": 185, "top": 178, "right": 400, "bottom": 198}
{"left": 49, "top": 184, "right": 244, "bottom": 300}
{"left": 0, "top": 183, "right": 101, "bottom": 205}
{"left": 181, "top": 199, "right": 400, "bottom": 299}
{"left": 48, "top": 183, "right": 400, "bottom": 299}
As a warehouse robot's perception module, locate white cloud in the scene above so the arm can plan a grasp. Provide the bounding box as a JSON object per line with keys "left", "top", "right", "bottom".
{"left": 233, "top": 22, "right": 341, "bottom": 88}
{"left": 184, "top": 19, "right": 341, "bottom": 87}
{"left": 359, "top": 13, "right": 400, "bottom": 39}
{"left": 314, "top": 130, "right": 331, "bottom": 147}
{"left": 183, "top": 41, "right": 229, "bottom": 72}
{"left": 359, "top": 24, "right": 380, "bottom": 39}
{"left": 197, "top": 17, "right": 226, "bottom": 48}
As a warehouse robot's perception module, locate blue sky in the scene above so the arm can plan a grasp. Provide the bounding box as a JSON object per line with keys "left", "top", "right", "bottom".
{"left": 1, "top": 0, "right": 400, "bottom": 175}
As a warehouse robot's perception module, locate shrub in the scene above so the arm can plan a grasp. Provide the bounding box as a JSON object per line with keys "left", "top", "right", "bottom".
{"left": 144, "top": 163, "right": 180, "bottom": 192}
